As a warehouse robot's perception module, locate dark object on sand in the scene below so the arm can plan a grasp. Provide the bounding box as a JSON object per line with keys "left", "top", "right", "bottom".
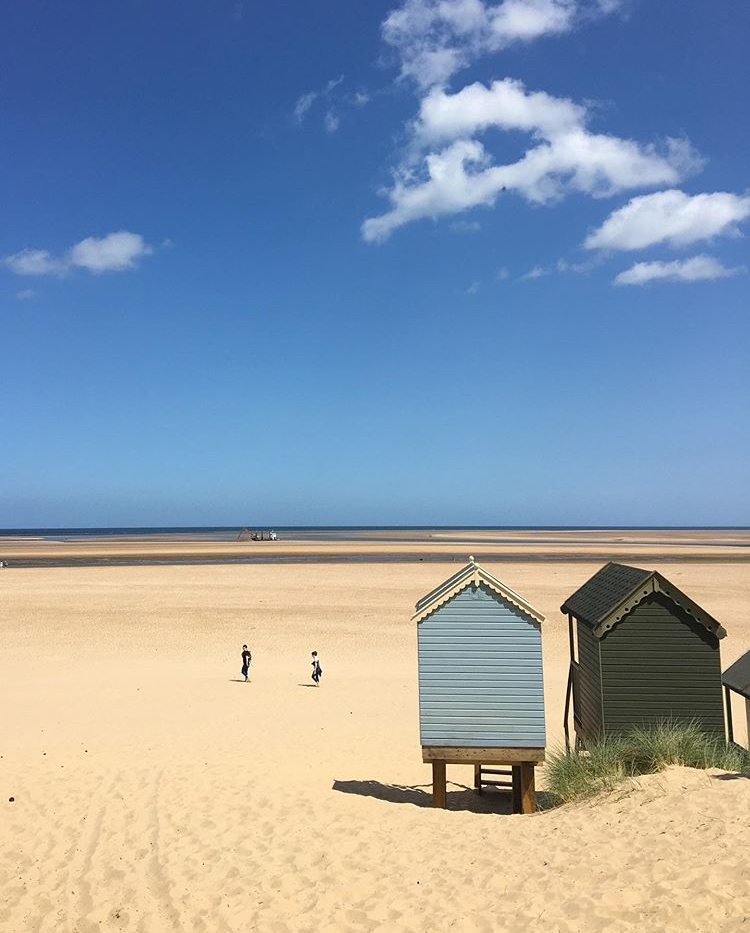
{"left": 723, "top": 647, "right": 750, "bottom": 748}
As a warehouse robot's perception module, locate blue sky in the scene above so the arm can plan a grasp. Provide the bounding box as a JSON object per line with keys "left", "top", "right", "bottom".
{"left": 1, "top": 0, "right": 748, "bottom": 527}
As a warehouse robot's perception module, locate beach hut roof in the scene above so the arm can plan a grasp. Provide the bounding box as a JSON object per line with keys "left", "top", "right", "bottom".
{"left": 413, "top": 557, "right": 545, "bottom": 625}
{"left": 561, "top": 561, "right": 726, "bottom": 639}
{"left": 723, "top": 649, "right": 750, "bottom": 700}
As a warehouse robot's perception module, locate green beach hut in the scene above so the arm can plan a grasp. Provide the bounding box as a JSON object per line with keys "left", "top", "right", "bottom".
{"left": 561, "top": 562, "right": 726, "bottom": 748}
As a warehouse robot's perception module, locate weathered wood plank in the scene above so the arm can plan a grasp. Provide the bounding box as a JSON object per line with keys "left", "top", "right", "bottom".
{"left": 422, "top": 746, "right": 545, "bottom": 764}
{"left": 519, "top": 762, "right": 536, "bottom": 814}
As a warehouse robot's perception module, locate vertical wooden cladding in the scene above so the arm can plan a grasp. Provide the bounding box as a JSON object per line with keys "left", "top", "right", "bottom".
{"left": 417, "top": 583, "right": 545, "bottom": 748}
{"left": 575, "top": 618, "right": 603, "bottom": 742}
{"left": 600, "top": 593, "right": 724, "bottom": 735}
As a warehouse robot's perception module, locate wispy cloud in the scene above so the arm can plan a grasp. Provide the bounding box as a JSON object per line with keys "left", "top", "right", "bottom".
{"left": 614, "top": 254, "right": 745, "bottom": 286}
{"left": 324, "top": 110, "right": 340, "bottom": 133}
{"left": 450, "top": 218, "right": 482, "bottom": 233}
{"left": 556, "top": 256, "right": 598, "bottom": 274}
{"left": 497, "top": 266, "right": 510, "bottom": 280}
{"left": 293, "top": 91, "right": 319, "bottom": 123}
{"left": 293, "top": 75, "right": 347, "bottom": 130}
{"left": 16, "top": 288, "right": 35, "bottom": 299}
{"left": 4, "top": 249, "right": 67, "bottom": 276}
{"left": 465, "top": 280, "right": 481, "bottom": 293}
{"left": 3, "top": 231, "right": 154, "bottom": 277}
{"left": 585, "top": 189, "right": 750, "bottom": 251}
{"left": 362, "top": 78, "right": 700, "bottom": 242}
{"left": 519, "top": 265, "right": 548, "bottom": 280}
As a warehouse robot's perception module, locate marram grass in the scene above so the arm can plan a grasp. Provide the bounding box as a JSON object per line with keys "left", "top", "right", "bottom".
{"left": 546, "top": 720, "right": 750, "bottom": 803}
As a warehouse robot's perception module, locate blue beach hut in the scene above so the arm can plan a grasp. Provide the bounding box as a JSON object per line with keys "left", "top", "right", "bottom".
{"left": 413, "top": 558, "right": 546, "bottom": 812}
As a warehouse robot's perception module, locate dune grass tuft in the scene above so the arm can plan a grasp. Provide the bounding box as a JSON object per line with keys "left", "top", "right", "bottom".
{"left": 546, "top": 720, "right": 750, "bottom": 803}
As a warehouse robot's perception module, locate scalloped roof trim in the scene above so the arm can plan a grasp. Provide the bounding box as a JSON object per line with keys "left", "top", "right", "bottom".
{"left": 413, "top": 560, "right": 545, "bottom": 625}
{"left": 591, "top": 573, "right": 727, "bottom": 639}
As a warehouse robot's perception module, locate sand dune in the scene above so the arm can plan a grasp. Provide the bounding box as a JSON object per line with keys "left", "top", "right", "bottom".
{"left": 1, "top": 560, "right": 749, "bottom": 931}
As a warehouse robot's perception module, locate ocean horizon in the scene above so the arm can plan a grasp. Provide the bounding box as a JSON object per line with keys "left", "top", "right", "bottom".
{"left": 3, "top": 524, "right": 750, "bottom": 537}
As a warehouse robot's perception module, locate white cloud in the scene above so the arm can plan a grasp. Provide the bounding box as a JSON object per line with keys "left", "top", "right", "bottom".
{"left": 362, "top": 79, "right": 700, "bottom": 242}
{"left": 614, "top": 254, "right": 745, "bottom": 286}
{"left": 465, "top": 280, "right": 481, "bottom": 293}
{"left": 69, "top": 232, "right": 153, "bottom": 273}
{"left": 585, "top": 189, "right": 750, "bottom": 251}
{"left": 3, "top": 231, "right": 154, "bottom": 277}
{"left": 382, "top": 0, "right": 622, "bottom": 88}
{"left": 497, "top": 266, "right": 509, "bottom": 279}
{"left": 417, "top": 78, "right": 583, "bottom": 142}
{"left": 324, "top": 110, "right": 340, "bottom": 133}
{"left": 3, "top": 248, "right": 67, "bottom": 276}
{"left": 16, "top": 288, "right": 35, "bottom": 299}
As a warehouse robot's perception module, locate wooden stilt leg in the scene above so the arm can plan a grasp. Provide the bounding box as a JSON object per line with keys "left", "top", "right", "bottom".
{"left": 432, "top": 760, "right": 447, "bottom": 809}
{"left": 519, "top": 762, "right": 536, "bottom": 814}
{"left": 512, "top": 765, "right": 521, "bottom": 813}
{"left": 474, "top": 763, "right": 482, "bottom": 794}
{"left": 725, "top": 685, "right": 735, "bottom": 744}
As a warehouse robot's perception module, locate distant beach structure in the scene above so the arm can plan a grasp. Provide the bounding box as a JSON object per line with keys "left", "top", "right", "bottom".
{"left": 414, "top": 558, "right": 545, "bottom": 813}
{"left": 562, "top": 562, "right": 727, "bottom": 749}
{"left": 236, "top": 528, "right": 278, "bottom": 541}
{"left": 723, "top": 648, "right": 750, "bottom": 750}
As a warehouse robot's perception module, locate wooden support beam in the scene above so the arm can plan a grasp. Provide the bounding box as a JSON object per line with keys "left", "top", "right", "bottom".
{"left": 474, "top": 763, "right": 482, "bottom": 794}
{"left": 432, "top": 760, "right": 447, "bottom": 809}
{"left": 519, "top": 762, "right": 536, "bottom": 814}
{"left": 725, "top": 685, "right": 735, "bottom": 744}
{"left": 512, "top": 766, "right": 521, "bottom": 814}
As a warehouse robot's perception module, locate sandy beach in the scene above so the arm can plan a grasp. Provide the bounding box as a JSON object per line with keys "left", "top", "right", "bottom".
{"left": 2, "top": 546, "right": 750, "bottom": 931}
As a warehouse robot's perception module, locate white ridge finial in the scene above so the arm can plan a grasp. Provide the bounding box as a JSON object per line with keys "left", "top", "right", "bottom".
{"left": 469, "top": 555, "right": 475, "bottom": 563}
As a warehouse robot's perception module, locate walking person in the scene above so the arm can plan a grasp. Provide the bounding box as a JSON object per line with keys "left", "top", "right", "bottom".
{"left": 311, "top": 650, "right": 322, "bottom": 686}
{"left": 241, "top": 644, "right": 252, "bottom": 682}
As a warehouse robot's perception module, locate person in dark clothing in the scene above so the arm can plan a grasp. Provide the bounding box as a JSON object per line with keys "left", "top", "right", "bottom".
{"left": 241, "top": 645, "right": 252, "bottom": 682}
{"left": 311, "top": 650, "right": 322, "bottom": 685}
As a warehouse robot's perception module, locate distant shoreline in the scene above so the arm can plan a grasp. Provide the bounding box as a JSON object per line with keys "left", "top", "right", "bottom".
{"left": 3, "top": 526, "right": 750, "bottom": 568}
{"left": 6, "top": 553, "right": 750, "bottom": 568}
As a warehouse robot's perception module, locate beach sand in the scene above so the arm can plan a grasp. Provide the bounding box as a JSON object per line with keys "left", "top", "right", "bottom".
{"left": 2, "top": 558, "right": 749, "bottom": 931}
